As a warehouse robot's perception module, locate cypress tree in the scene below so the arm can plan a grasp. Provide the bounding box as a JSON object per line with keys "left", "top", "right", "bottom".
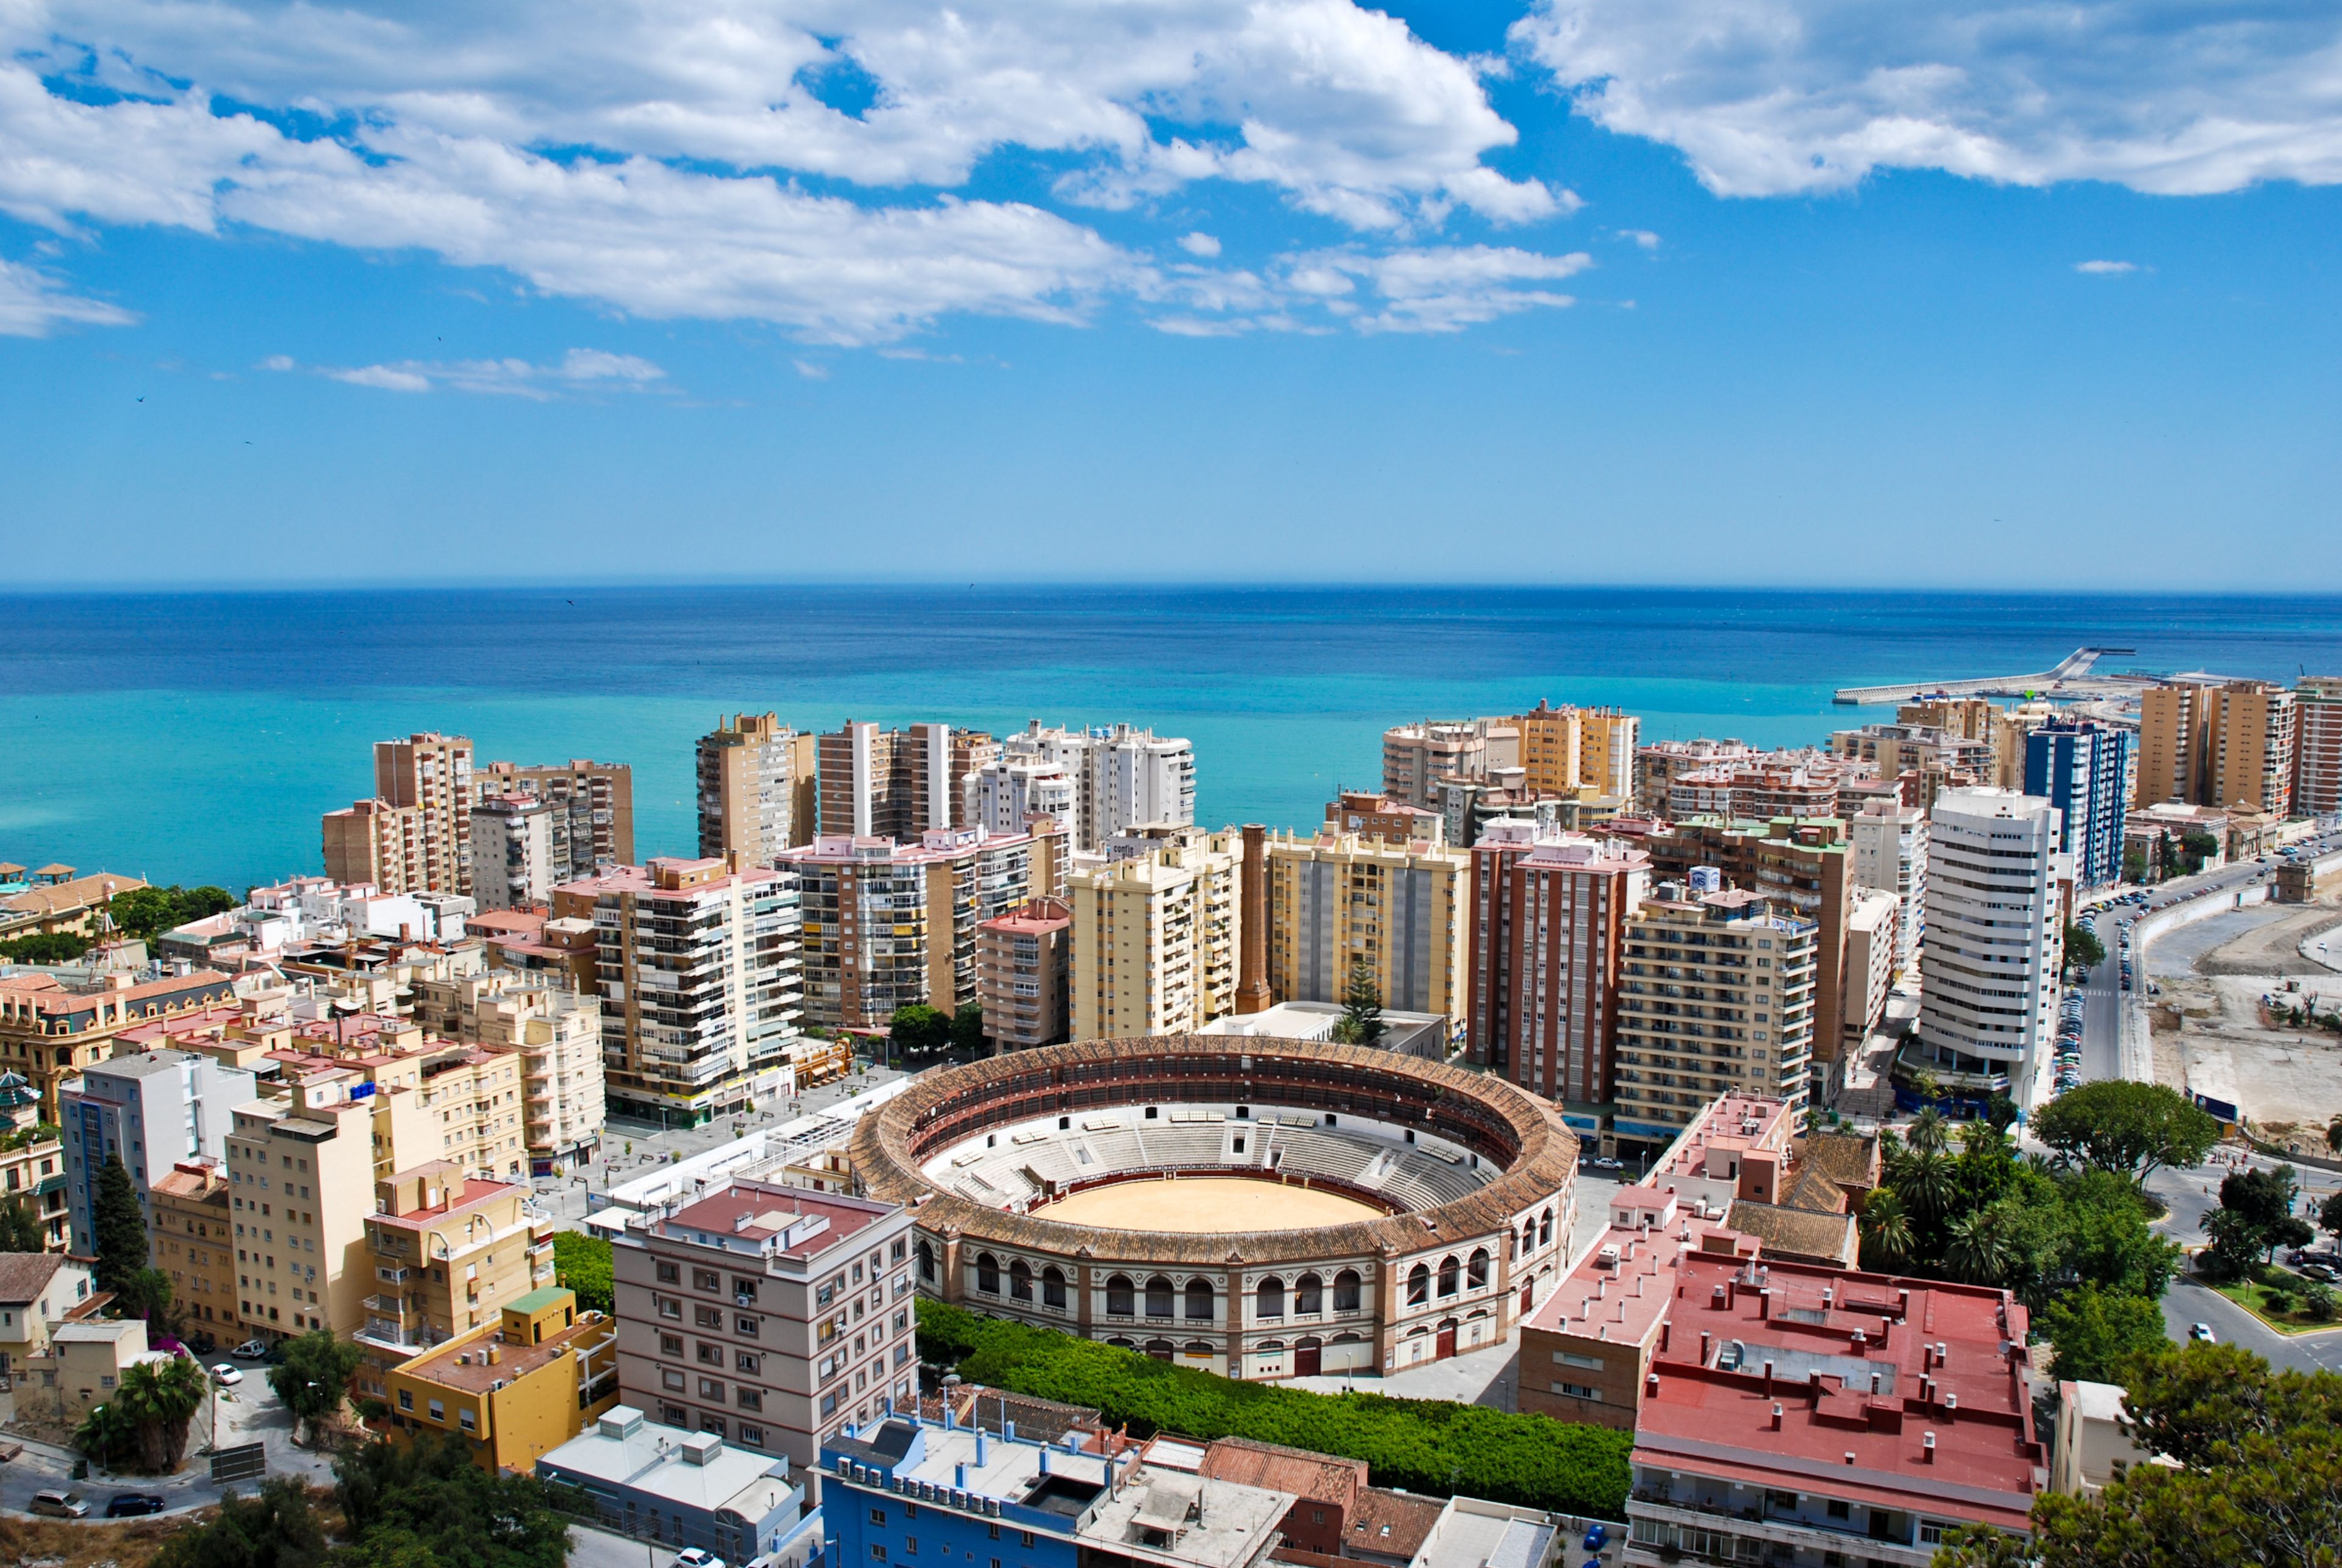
{"left": 92, "top": 1154, "right": 149, "bottom": 1300}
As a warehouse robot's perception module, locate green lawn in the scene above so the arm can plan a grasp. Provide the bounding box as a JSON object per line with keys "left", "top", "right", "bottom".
{"left": 2212, "top": 1272, "right": 2342, "bottom": 1335}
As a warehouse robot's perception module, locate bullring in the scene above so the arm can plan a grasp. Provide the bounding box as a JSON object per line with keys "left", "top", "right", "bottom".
{"left": 850, "top": 1035, "right": 1578, "bottom": 1380}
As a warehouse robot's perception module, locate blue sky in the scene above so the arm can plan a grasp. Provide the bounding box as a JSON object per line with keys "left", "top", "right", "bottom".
{"left": 2, "top": 0, "right": 2337, "bottom": 589}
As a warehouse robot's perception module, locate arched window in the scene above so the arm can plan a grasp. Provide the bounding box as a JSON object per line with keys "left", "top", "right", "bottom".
{"left": 1042, "top": 1266, "right": 1067, "bottom": 1310}
{"left": 1009, "top": 1259, "right": 1033, "bottom": 1301}
{"left": 1294, "top": 1273, "right": 1323, "bottom": 1315}
{"left": 1334, "top": 1269, "right": 1362, "bottom": 1312}
{"left": 1144, "top": 1340, "right": 1174, "bottom": 1361}
{"left": 1521, "top": 1220, "right": 1536, "bottom": 1257}
{"left": 1406, "top": 1264, "right": 1430, "bottom": 1306}
{"left": 1185, "top": 1278, "right": 1214, "bottom": 1322}
{"left": 1184, "top": 1341, "right": 1216, "bottom": 1359}
{"left": 1106, "top": 1337, "right": 1136, "bottom": 1350}
{"left": 1256, "top": 1276, "right": 1286, "bottom": 1320}
{"left": 1467, "top": 1249, "right": 1490, "bottom": 1289}
{"left": 917, "top": 1238, "right": 936, "bottom": 1282}
{"left": 1146, "top": 1276, "right": 1175, "bottom": 1318}
{"left": 1107, "top": 1275, "right": 1136, "bottom": 1316}
{"left": 1539, "top": 1207, "right": 1553, "bottom": 1247}
{"left": 976, "top": 1253, "right": 1001, "bottom": 1295}
{"left": 1437, "top": 1256, "right": 1460, "bottom": 1297}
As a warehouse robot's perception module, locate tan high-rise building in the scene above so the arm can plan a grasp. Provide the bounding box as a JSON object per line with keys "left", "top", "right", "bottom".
{"left": 2297, "top": 676, "right": 2342, "bottom": 817}
{"left": 353, "top": 1163, "right": 553, "bottom": 1398}
{"left": 374, "top": 732, "right": 476, "bottom": 894}
{"left": 782, "top": 828, "right": 1033, "bottom": 1031}
{"left": 321, "top": 797, "right": 431, "bottom": 894}
{"left": 1614, "top": 889, "right": 1818, "bottom": 1139}
{"left": 1517, "top": 701, "right": 1583, "bottom": 795}
{"left": 225, "top": 1093, "right": 379, "bottom": 1342}
{"left": 976, "top": 897, "right": 1072, "bottom": 1048}
{"left": 1067, "top": 831, "right": 1243, "bottom": 1038}
{"left": 1380, "top": 720, "right": 1517, "bottom": 809}
{"left": 2138, "top": 680, "right": 2296, "bottom": 816}
{"left": 410, "top": 970, "right": 606, "bottom": 1171}
{"left": 1263, "top": 831, "right": 1465, "bottom": 1018}
{"left": 478, "top": 759, "right": 636, "bottom": 870}
{"left": 698, "top": 713, "right": 818, "bottom": 862}
{"left": 266, "top": 1012, "right": 531, "bottom": 1182}
{"left": 1578, "top": 708, "right": 1639, "bottom": 803}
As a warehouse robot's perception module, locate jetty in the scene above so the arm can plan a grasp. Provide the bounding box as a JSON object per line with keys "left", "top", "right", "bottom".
{"left": 1832, "top": 646, "right": 2136, "bottom": 706}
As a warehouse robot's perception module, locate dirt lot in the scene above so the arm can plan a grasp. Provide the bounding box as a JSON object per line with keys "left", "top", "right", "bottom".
{"left": 2149, "top": 898, "right": 2342, "bottom": 1143}
{"left": 0, "top": 1513, "right": 193, "bottom": 1568}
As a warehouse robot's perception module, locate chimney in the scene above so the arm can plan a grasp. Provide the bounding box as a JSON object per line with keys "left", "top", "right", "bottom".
{"left": 1038, "top": 1448, "right": 1051, "bottom": 1476}
{"left": 1699, "top": 1331, "right": 1711, "bottom": 1364}
{"left": 955, "top": 1462, "right": 968, "bottom": 1489}
{"left": 976, "top": 1430, "right": 989, "bottom": 1466}
{"left": 1235, "top": 826, "right": 1270, "bottom": 1014}
{"left": 1645, "top": 1373, "right": 1659, "bottom": 1397}
{"left": 1922, "top": 1433, "right": 1936, "bottom": 1464}
{"left": 1770, "top": 1404, "right": 1783, "bottom": 1431}
{"left": 1763, "top": 1359, "right": 1774, "bottom": 1397}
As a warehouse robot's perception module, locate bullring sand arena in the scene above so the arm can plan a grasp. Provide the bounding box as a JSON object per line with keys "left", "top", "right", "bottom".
{"left": 1030, "top": 1175, "right": 1387, "bottom": 1233}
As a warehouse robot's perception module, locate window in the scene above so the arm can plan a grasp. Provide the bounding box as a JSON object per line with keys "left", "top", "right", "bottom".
{"left": 1019, "top": 1534, "right": 1034, "bottom": 1550}
{"left": 700, "top": 1343, "right": 724, "bottom": 1366}
{"left": 733, "top": 1277, "right": 759, "bottom": 1300}
{"left": 1556, "top": 1351, "right": 1603, "bottom": 1370}
{"left": 1294, "top": 1273, "right": 1322, "bottom": 1314}
{"left": 658, "top": 1297, "right": 682, "bottom": 1320}
{"left": 1467, "top": 1249, "right": 1490, "bottom": 1289}
{"left": 1256, "top": 1277, "right": 1284, "bottom": 1319}
{"left": 397, "top": 1389, "right": 413, "bottom": 1411}
{"left": 917, "top": 1239, "right": 936, "bottom": 1281}
{"left": 428, "top": 1400, "right": 445, "bottom": 1422}
{"left": 976, "top": 1254, "right": 1001, "bottom": 1295}
{"left": 1437, "top": 1256, "right": 1459, "bottom": 1297}
{"left": 737, "top": 1351, "right": 762, "bottom": 1373}
{"left": 738, "top": 1388, "right": 762, "bottom": 1411}
{"left": 741, "top": 1425, "right": 767, "bottom": 1448}
{"left": 737, "top": 1315, "right": 760, "bottom": 1336}
{"left": 1042, "top": 1267, "right": 1067, "bottom": 1309}
{"left": 661, "top": 1334, "right": 684, "bottom": 1357}
{"left": 1334, "top": 1270, "right": 1361, "bottom": 1312}
{"left": 870, "top": 1510, "right": 889, "bottom": 1527}
{"left": 1184, "top": 1278, "right": 1214, "bottom": 1322}
{"left": 695, "top": 1269, "right": 721, "bottom": 1291}
{"left": 662, "top": 1370, "right": 686, "bottom": 1391}
{"left": 1826, "top": 1501, "right": 1851, "bottom": 1520}
{"left": 904, "top": 1541, "right": 917, "bottom": 1557}
{"left": 458, "top": 1408, "right": 477, "bottom": 1432}
{"left": 1145, "top": 1276, "right": 1174, "bottom": 1317}
{"left": 1918, "top": 1523, "right": 1955, "bottom": 1547}
{"left": 1552, "top": 1382, "right": 1600, "bottom": 1400}
{"left": 872, "top": 1550, "right": 888, "bottom": 1563}
{"left": 1406, "top": 1264, "right": 1430, "bottom": 1306}
{"left": 1106, "top": 1275, "right": 1134, "bottom": 1316}
{"left": 1009, "top": 1260, "right": 1032, "bottom": 1302}
{"left": 987, "top": 1524, "right": 1000, "bottom": 1542}
{"left": 657, "top": 1261, "right": 681, "bottom": 1284}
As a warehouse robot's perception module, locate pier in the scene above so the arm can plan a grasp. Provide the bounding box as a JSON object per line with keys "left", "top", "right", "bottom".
{"left": 1832, "top": 646, "right": 2136, "bottom": 706}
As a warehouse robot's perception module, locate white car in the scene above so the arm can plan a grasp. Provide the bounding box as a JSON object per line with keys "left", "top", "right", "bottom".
{"left": 2188, "top": 1323, "right": 2216, "bottom": 1344}
{"left": 231, "top": 1339, "right": 270, "bottom": 1359}
{"left": 211, "top": 1363, "right": 243, "bottom": 1384}
{"left": 675, "top": 1551, "right": 726, "bottom": 1568}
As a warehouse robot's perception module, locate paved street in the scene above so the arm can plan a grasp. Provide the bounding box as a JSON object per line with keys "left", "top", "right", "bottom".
{"left": 2140, "top": 1147, "right": 2342, "bottom": 1375}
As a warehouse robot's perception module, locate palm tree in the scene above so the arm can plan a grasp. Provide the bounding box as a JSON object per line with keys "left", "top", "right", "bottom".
{"left": 1944, "top": 1207, "right": 2014, "bottom": 1286}
{"left": 1857, "top": 1190, "right": 1914, "bottom": 1272}
{"left": 1907, "top": 1107, "right": 1951, "bottom": 1157}
{"left": 73, "top": 1400, "right": 134, "bottom": 1470}
{"left": 1896, "top": 1150, "right": 1955, "bottom": 1222}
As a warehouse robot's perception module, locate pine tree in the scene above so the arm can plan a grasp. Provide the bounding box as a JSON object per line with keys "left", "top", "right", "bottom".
{"left": 1333, "top": 958, "right": 1386, "bottom": 1046}
{"left": 92, "top": 1154, "right": 149, "bottom": 1300}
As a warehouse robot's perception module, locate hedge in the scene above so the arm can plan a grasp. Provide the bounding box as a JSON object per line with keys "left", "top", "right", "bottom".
{"left": 917, "top": 1300, "right": 1631, "bottom": 1520}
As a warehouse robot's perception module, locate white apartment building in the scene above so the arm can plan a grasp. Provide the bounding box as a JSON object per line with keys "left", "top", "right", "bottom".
{"left": 1067, "top": 831, "right": 1242, "bottom": 1038}
{"left": 1916, "top": 790, "right": 2067, "bottom": 1107}
{"left": 965, "top": 757, "right": 1077, "bottom": 840}
{"left": 159, "top": 876, "right": 472, "bottom": 967}
{"left": 992, "top": 721, "right": 1195, "bottom": 853}
{"left": 470, "top": 794, "right": 574, "bottom": 912}
{"left": 551, "top": 858, "right": 804, "bottom": 1129}
{"left": 60, "top": 1050, "right": 257, "bottom": 1253}
{"left": 1849, "top": 804, "right": 1927, "bottom": 975}
{"left": 606, "top": 1180, "right": 917, "bottom": 1467}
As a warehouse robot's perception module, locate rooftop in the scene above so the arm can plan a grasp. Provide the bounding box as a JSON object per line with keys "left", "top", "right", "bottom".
{"left": 1634, "top": 1253, "right": 2041, "bottom": 1530}
{"left": 1652, "top": 1095, "right": 1791, "bottom": 1184}
{"left": 397, "top": 1308, "right": 612, "bottom": 1397}
{"left": 1411, "top": 1497, "right": 1558, "bottom": 1568}
{"left": 542, "top": 1406, "right": 795, "bottom": 1515}
{"left": 644, "top": 1179, "right": 897, "bottom": 1261}
{"left": 1522, "top": 1200, "right": 1753, "bottom": 1351}
{"left": 0, "top": 1251, "right": 81, "bottom": 1305}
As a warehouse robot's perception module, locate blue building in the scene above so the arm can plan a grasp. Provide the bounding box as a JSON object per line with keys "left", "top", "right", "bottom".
{"left": 822, "top": 1410, "right": 1294, "bottom": 1568}
{"left": 540, "top": 1406, "right": 823, "bottom": 1568}
{"left": 2025, "top": 720, "right": 2137, "bottom": 889}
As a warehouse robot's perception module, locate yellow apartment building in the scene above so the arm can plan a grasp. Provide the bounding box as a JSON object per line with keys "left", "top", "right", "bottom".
{"left": 0, "top": 967, "right": 240, "bottom": 1119}
{"left": 0, "top": 1114, "right": 69, "bottom": 1251}
{"left": 2138, "top": 680, "right": 2298, "bottom": 817}
{"left": 1262, "top": 831, "right": 1464, "bottom": 1019}
{"left": 264, "top": 1012, "right": 529, "bottom": 1180}
{"left": 353, "top": 1162, "right": 554, "bottom": 1400}
{"left": 383, "top": 1287, "right": 618, "bottom": 1473}
{"left": 1067, "top": 831, "right": 1242, "bottom": 1038}
{"left": 225, "top": 1091, "right": 379, "bottom": 1342}
{"left": 149, "top": 1159, "right": 240, "bottom": 1344}
{"left": 410, "top": 969, "right": 606, "bottom": 1172}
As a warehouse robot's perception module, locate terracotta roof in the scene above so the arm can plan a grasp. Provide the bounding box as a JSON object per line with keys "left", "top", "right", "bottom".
{"left": 850, "top": 1035, "right": 1578, "bottom": 1268}
{"left": 1780, "top": 1167, "right": 1853, "bottom": 1215}
{"left": 1723, "top": 1200, "right": 1859, "bottom": 1267}
{"left": 1200, "top": 1437, "right": 1364, "bottom": 1507}
{"left": 1792, "top": 1131, "right": 1881, "bottom": 1193}
{"left": 1345, "top": 1489, "right": 1443, "bottom": 1556}
{"left": 1, "top": 872, "right": 145, "bottom": 918}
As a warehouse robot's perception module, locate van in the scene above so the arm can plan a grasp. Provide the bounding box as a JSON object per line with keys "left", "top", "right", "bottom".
{"left": 32, "top": 1489, "right": 90, "bottom": 1518}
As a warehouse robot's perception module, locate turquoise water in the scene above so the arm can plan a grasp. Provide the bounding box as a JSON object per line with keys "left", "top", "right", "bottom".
{"left": 3, "top": 586, "right": 2337, "bottom": 889}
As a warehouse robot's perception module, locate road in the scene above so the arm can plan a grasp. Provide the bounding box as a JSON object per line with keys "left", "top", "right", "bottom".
{"left": 2143, "top": 1149, "right": 2342, "bottom": 1375}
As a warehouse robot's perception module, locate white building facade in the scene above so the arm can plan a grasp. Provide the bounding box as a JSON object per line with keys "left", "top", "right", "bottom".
{"left": 1915, "top": 790, "right": 2066, "bottom": 1106}
{"left": 1850, "top": 803, "right": 1927, "bottom": 974}
{"left": 60, "top": 1050, "right": 256, "bottom": 1251}
{"left": 992, "top": 721, "right": 1196, "bottom": 852}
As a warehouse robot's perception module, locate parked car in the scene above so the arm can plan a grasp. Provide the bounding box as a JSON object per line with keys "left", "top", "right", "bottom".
{"left": 30, "top": 1490, "right": 90, "bottom": 1518}
{"left": 211, "top": 1363, "right": 243, "bottom": 1384}
{"left": 675, "top": 1550, "right": 726, "bottom": 1568}
{"left": 1589, "top": 1156, "right": 1624, "bottom": 1172}
{"left": 106, "top": 1494, "right": 168, "bottom": 1518}
{"left": 231, "top": 1339, "right": 270, "bottom": 1359}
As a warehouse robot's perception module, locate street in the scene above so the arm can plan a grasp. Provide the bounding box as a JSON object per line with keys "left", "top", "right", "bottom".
{"left": 2143, "top": 1147, "right": 2342, "bottom": 1375}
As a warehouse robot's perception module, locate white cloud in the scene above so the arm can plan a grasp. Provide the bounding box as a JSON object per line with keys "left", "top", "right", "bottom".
{"left": 1179, "top": 232, "right": 1223, "bottom": 257}
{"left": 1618, "top": 228, "right": 1660, "bottom": 249}
{"left": 1511, "top": 0, "right": 2342, "bottom": 196}
{"left": 0, "top": 257, "right": 136, "bottom": 335}
{"left": 1317, "top": 245, "right": 1594, "bottom": 332}
{"left": 792, "top": 358, "right": 828, "bottom": 379}
{"left": 289, "top": 348, "right": 671, "bottom": 396}
{"left": 2074, "top": 259, "right": 2138, "bottom": 274}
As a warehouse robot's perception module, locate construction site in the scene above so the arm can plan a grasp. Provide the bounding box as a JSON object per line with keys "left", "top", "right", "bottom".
{"left": 2146, "top": 900, "right": 2342, "bottom": 1157}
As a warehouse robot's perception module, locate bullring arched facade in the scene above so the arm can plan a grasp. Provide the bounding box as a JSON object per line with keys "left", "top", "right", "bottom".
{"left": 849, "top": 1036, "right": 1578, "bottom": 1380}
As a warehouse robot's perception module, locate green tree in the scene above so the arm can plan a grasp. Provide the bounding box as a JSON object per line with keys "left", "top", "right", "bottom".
{"left": 0, "top": 1192, "right": 48, "bottom": 1251}
{"left": 951, "top": 1000, "right": 987, "bottom": 1054}
{"left": 2319, "top": 1189, "right": 2342, "bottom": 1245}
{"left": 2201, "top": 1206, "right": 2266, "bottom": 1282}
{"left": 888, "top": 1003, "right": 951, "bottom": 1056}
{"left": 2219, "top": 1165, "right": 2314, "bottom": 1264}
{"left": 335, "top": 1428, "right": 576, "bottom": 1568}
{"left": 74, "top": 1397, "right": 135, "bottom": 1466}
{"left": 0, "top": 930, "right": 91, "bottom": 964}
{"left": 1331, "top": 959, "right": 1386, "bottom": 1046}
{"left": 149, "top": 1478, "right": 328, "bottom": 1568}
{"left": 550, "top": 1230, "right": 612, "bottom": 1314}
{"left": 2064, "top": 920, "right": 2106, "bottom": 969}
{"left": 2032, "top": 1081, "right": 2221, "bottom": 1187}
{"left": 2038, "top": 1286, "right": 2168, "bottom": 1383}
{"left": 1905, "top": 1106, "right": 1951, "bottom": 1156}
{"left": 1857, "top": 1189, "right": 1913, "bottom": 1272}
{"left": 91, "top": 1153, "right": 149, "bottom": 1300}
{"left": 105, "top": 884, "right": 237, "bottom": 943}
{"left": 1944, "top": 1204, "right": 2018, "bottom": 1287}
{"left": 268, "top": 1328, "right": 366, "bottom": 1444}
{"left": 114, "top": 1354, "right": 208, "bottom": 1472}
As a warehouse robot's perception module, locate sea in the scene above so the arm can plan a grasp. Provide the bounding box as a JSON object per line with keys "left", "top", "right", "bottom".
{"left": 3, "top": 585, "right": 2338, "bottom": 891}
